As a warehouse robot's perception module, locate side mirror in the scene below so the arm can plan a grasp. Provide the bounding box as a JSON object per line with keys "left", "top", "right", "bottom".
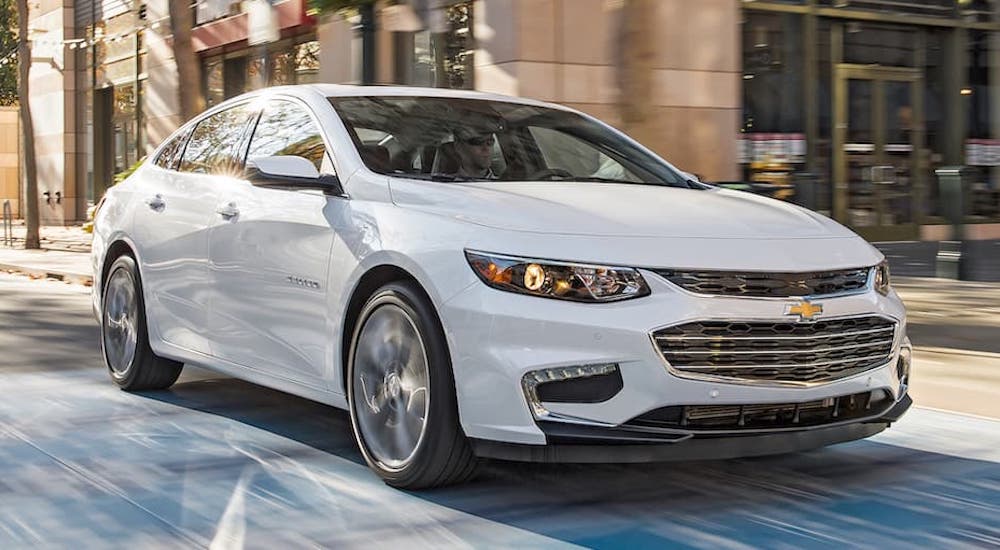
{"left": 245, "top": 156, "right": 343, "bottom": 196}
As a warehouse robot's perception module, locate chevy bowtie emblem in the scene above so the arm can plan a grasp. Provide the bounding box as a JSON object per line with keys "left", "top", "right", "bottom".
{"left": 785, "top": 301, "right": 823, "bottom": 321}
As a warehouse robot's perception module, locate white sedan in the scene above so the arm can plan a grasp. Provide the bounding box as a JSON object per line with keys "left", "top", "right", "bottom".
{"left": 92, "top": 85, "right": 911, "bottom": 489}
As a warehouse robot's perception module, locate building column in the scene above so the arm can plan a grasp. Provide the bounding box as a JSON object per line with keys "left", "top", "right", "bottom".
{"left": 28, "top": 1, "right": 79, "bottom": 224}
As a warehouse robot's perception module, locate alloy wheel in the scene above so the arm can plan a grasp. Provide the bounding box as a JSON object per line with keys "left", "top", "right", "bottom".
{"left": 103, "top": 267, "right": 139, "bottom": 376}
{"left": 352, "top": 304, "right": 431, "bottom": 471}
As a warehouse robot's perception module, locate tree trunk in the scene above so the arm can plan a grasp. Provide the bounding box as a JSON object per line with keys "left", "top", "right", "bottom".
{"left": 16, "top": 0, "right": 39, "bottom": 249}
{"left": 167, "top": 0, "right": 205, "bottom": 119}
{"left": 618, "top": 0, "right": 657, "bottom": 148}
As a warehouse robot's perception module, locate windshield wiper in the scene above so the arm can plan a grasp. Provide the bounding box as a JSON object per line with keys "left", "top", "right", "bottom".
{"left": 545, "top": 175, "right": 685, "bottom": 186}
{"left": 388, "top": 172, "right": 491, "bottom": 182}
{"left": 565, "top": 176, "right": 646, "bottom": 184}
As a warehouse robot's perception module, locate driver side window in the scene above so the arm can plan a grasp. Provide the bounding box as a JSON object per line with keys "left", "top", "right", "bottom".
{"left": 247, "top": 100, "right": 333, "bottom": 174}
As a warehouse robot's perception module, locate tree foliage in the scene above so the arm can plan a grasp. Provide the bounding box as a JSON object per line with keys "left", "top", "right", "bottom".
{"left": 307, "top": 0, "right": 373, "bottom": 16}
{"left": 0, "top": 0, "right": 17, "bottom": 106}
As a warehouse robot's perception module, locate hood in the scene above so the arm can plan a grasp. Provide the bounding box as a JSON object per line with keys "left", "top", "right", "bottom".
{"left": 389, "top": 180, "right": 856, "bottom": 240}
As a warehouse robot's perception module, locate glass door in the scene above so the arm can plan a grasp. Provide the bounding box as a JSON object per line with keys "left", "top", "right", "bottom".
{"left": 834, "top": 64, "right": 923, "bottom": 241}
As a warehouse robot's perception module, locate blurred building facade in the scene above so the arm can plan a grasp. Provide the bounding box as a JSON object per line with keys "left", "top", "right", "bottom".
{"left": 22, "top": 0, "right": 1000, "bottom": 241}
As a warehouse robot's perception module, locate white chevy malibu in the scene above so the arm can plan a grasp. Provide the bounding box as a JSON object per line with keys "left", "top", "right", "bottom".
{"left": 92, "top": 85, "right": 912, "bottom": 488}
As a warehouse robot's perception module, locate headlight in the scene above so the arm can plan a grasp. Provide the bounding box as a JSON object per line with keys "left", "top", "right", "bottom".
{"left": 874, "top": 260, "right": 891, "bottom": 295}
{"left": 465, "top": 250, "right": 650, "bottom": 302}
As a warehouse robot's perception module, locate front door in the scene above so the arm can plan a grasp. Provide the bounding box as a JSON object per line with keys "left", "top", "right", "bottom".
{"left": 208, "top": 98, "right": 337, "bottom": 388}
{"left": 834, "top": 64, "right": 923, "bottom": 242}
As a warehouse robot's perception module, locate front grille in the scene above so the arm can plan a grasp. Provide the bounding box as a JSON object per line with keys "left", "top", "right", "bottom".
{"left": 653, "top": 316, "right": 897, "bottom": 384}
{"left": 652, "top": 267, "right": 871, "bottom": 298}
{"left": 626, "top": 389, "right": 893, "bottom": 432}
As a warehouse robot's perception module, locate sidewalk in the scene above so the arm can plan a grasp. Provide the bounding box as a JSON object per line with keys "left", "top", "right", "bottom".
{"left": 0, "top": 223, "right": 93, "bottom": 285}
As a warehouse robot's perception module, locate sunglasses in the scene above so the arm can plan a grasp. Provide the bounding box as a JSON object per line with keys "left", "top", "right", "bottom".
{"left": 463, "top": 136, "right": 493, "bottom": 147}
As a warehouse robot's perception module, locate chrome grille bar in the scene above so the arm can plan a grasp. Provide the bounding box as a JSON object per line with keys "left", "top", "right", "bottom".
{"left": 673, "top": 340, "right": 891, "bottom": 356}
{"left": 670, "top": 353, "right": 890, "bottom": 370}
{"left": 651, "top": 267, "right": 871, "bottom": 298}
{"left": 655, "top": 326, "right": 894, "bottom": 342}
{"left": 652, "top": 315, "right": 897, "bottom": 385}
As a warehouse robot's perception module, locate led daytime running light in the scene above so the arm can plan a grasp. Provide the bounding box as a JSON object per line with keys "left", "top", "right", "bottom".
{"left": 521, "top": 363, "right": 619, "bottom": 419}
{"left": 874, "top": 260, "right": 891, "bottom": 296}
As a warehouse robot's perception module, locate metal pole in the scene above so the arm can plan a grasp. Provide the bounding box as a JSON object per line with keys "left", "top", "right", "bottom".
{"left": 2, "top": 200, "right": 11, "bottom": 246}
{"left": 935, "top": 167, "right": 967, "bottom": 279}
{"left": 360, "top": 3, "right": 376, "bottom": 85}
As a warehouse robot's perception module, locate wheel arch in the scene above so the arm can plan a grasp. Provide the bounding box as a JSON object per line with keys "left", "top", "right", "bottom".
{"left": 100, "top": 238, "right": 138, "bottom": 297}
{"left": 339, "top": 264, "right": 442, "bottom": 395}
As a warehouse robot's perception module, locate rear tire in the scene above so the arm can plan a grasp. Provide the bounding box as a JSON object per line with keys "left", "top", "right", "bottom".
{"left": 101, "top": 255, "right": 183, "bottom": 391}
{"left": 347, "top": 281, "right": 478, "bottom": 489}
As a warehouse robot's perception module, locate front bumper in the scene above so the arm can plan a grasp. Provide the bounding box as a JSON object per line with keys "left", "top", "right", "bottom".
{"left": 441, "top": 268, "right": 910, "bottom": 449}
{"left": 472, "top": 394, "right": 911, "bottom": 463}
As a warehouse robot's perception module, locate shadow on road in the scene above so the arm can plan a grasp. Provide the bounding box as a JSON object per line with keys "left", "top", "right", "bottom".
{"left": 0, "top": 284, "right": 100, "bottom": 371}
{"left": 140, "top": 376, "right": 1000, "bottom": 547}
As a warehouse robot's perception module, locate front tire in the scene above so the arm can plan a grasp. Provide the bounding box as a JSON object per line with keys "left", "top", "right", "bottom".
{"left": 347, "top": 281, "right": 478, "bottom": 489}
{"left": 101, "top": 255, "right": 182, "bottom": 391}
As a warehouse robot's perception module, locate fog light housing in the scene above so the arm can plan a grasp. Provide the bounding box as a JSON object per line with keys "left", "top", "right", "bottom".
{"left": 521, "top": 363, "right": 622, "bottom": 419}
{"left": 897, "top": 345, "right": 911, "bottom": 395}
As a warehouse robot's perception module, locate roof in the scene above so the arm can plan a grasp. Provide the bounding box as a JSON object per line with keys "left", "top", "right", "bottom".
{"left": 302, "top": 84, "right": 565, "bottom": 110}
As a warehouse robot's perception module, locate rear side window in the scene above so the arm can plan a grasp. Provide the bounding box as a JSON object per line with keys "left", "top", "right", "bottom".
{"left": 154, "top": 130, "right": 189, "bottom": 171}
{"left": 179, "top": 104, "right": 252, "bottom": 175}
{"left": 246, "top": 100, "right": 330, "bottom": 173}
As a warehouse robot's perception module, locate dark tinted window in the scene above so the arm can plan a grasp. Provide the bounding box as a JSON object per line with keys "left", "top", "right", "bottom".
{"left": 246, "top": 100, "right": 329, "bottom": 172}
{"left": 179, "top": 104, "right": 251, "bottom": 175}
{"left": 154, "top": 130, "right": 188, "bottom": 171}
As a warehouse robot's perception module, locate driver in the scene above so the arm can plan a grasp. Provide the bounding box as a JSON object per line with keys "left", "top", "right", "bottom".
{"left": 453, "top": 129, "right": 497, "bottom": 179}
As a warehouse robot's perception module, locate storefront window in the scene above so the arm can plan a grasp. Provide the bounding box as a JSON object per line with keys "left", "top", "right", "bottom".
{"left": 819, "top": 0, "right": 958, "bottom": 18}
{"left": 112, "top": 84, "right": 137, "bottom": 174}
{"left": 270, "top": 51, "right": 294, "bottom": 85}
{"left": 294, "top": 41, "right": 321, "bottom": 84}
{"left": 924, "top": 28, "right": 949, "bottom": 218}
{"left": 206, "top": 60, "right": 224, "bottom": 107}
{"left": 202, "top": 37, "right": 321, "bottom": 104}
{"left": 968, "top": 30, "right": 991, "bottom": 140}
{"left": 223, "top": 57, "right": 248, "bottom": 99}
{"left": 248, "top": 54, "right": 267, "bottom": 91}
{"left": 965, "top": 29, "right": 999, "bottom": 217}
{"left": 741, "top": 12, "right": 806, "bottom": 189}
{"left": 393, "top": 1, "right": 474, "bottom": 89}
{"left": 844, "top": 23, "right": 917, "bottom": 67}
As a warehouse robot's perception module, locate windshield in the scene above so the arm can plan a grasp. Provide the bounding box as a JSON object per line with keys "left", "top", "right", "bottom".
{"left": 328, "top": 96, "right": 693, "bottom": 187}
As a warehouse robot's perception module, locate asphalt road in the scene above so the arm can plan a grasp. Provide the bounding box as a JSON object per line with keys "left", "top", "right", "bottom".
{"left": 875, "top": 240, "right": 1000, "bottom": 282}
{"left": 1, "top": 273, "right": 998, "bottom": 548}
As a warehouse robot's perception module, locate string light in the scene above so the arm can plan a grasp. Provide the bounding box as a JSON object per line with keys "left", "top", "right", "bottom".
{"left": 23, "top": 10, "right": 173, "bottom": 51}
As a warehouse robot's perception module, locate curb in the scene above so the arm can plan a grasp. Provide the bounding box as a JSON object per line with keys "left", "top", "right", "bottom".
{"left": 913, "top": 346, "right": 1000, "bottom": 360}
{"left": 0, "top": 262, "right": 93, "bottom": 286}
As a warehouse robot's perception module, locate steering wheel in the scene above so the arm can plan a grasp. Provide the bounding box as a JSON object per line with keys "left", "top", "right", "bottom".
{"left": 527, "top": 168, "right": 574, "bottom": 181}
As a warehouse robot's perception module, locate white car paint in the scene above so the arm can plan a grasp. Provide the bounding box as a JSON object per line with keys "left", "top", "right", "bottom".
{"left": 92, "top": 84, "right": 908, "bottom": 451}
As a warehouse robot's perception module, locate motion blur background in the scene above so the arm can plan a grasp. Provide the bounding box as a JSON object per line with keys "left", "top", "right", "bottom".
{"left": 3, "top": 0, "right": 1000, "bottom": 247}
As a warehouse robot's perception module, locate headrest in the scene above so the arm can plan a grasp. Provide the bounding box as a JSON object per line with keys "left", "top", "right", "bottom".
{"left": 361, "top": 144, "right": 390, "bottom": 172}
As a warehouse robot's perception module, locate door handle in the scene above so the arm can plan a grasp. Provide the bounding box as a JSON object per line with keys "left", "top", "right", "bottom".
{"left": 145, "top": 194, "right": 165, "bottom": 211}
{"left": 216, "top": 202, "right": 239, "bottom": 219}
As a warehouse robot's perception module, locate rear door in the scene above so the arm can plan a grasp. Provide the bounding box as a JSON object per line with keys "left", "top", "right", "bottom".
{"left": 208, "top": 98, "right": 339, "bottom": 387}
{"left": 132, "top": 104, "right": 253, "bottom": 355}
